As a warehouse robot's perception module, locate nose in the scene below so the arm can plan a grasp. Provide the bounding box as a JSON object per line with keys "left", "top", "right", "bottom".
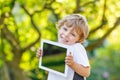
{"left": 64, "top": 31, "right": 70, "bottom": 37}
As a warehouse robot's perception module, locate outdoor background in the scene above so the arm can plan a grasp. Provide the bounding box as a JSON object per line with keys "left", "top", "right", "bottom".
{"left": 0, "top": 0, "right": 120, "bottom": 80}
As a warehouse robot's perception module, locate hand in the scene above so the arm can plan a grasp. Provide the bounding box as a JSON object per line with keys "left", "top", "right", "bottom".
{"left": 65, "top": 52, "right": 75, "bottom": 67}
{"left": 36, "top": 48, "right": 42, "bottom": 58}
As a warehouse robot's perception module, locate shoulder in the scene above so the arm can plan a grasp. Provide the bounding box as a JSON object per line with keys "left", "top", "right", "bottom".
{"left": 74, "top": 43, "right": 84, "bottom": 48}
{"left": 73, "top": 43, "right": 86, "bottom": 51}
{"left": 68, "top": 43, "right": 86, "bottom": 55}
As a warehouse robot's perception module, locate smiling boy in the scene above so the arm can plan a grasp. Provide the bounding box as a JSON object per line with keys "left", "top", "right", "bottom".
{"left": 36, "top": 14, "right": 90, "bottom": 80}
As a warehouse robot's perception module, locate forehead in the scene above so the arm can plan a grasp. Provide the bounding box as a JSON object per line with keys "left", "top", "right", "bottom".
{"left": 63, "top": 25, "right": 81, "bottom": 34}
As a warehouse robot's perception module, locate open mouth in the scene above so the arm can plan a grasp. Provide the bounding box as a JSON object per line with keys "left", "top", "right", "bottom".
{"left": 58, "top": 34, "right": 69, "bottom": 44}
{"left": 60, "top": 38, "right": 69, "bottom": 43}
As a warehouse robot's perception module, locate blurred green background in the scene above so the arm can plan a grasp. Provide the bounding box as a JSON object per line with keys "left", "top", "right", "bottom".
{"left": 0, "top": 0, "right": 120, "bottom": 80}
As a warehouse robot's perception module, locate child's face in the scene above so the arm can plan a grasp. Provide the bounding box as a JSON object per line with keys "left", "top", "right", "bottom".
{"left": 58, "top": 25, "right": 79, "bottom": 45}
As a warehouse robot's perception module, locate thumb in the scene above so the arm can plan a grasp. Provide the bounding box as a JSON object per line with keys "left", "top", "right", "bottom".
{"left": 69, "top": 52, "right": 72, "bottom": 56}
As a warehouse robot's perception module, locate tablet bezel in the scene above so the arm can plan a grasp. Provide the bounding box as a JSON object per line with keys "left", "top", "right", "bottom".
{"left": 39, "top": 39, "right": 68, "bottom": 77}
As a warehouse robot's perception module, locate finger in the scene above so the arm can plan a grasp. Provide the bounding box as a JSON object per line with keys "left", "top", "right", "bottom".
{"left": 36, "top": 54, "right": 40, "bottom": 58}
{"left": 67, "top": 54, "right": 73, "bottom": 58}
{"left": 65, "top": 60, "right": 72, "bottom": 66}
{"left": 37, "top": 49, "right": 41, "bottom": 52}
{"left": 65, "top": 56, "right": 70, "bottom": 60}
{"left": 36, "top": 52, "right": 42, "bottom": 58}
{"left": 68, "top": 52, "right": 72, "bottom": 56}
{"left": 66, "top": 55, "right": 72, "bottom": 60}
{"left": 37, "top": 49, "right": 42, "bottom": 54}
{"left": 65, "top": 59, "right": 70, "bottom": 64}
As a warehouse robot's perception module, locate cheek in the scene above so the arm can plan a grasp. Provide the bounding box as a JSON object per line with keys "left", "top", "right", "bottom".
{"left": 58, "top": 29, "right": 64, "bottom": 36}
{"left": 71, "top": 40, "right": 77, "bottom": 43}
{"left": 70, "top": 37, "right": 79, "bottom": 42}
{"left": 58, "top": 30, "right": 62, "bottom": 38}
{"left": 58, "top": 29, "right": 62, "bottom": 33}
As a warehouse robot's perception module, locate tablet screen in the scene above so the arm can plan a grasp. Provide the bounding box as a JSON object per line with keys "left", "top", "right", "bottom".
{"left": 39, "top": 39, "right": 68, "bottom": 77}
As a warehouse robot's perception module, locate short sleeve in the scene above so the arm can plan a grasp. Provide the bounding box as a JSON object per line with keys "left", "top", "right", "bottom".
{"left": 68, "top": 43, "right": 90, "bottom": 67}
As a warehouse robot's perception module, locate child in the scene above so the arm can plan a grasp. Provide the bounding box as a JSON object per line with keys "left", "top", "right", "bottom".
{"left": 36, "top": 14, "right": 90, "bottom": 80}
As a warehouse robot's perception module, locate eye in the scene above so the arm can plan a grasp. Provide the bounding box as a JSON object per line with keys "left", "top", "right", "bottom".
{"left": 71, "top": 33, "right": 76, "bottom": 37}
{"left": 63, "top": 27, "right": 67, "bottom": 31}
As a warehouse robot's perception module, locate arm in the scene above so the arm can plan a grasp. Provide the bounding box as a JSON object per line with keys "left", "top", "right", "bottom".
{"left": 70, "top": 61, "right": 90, "bottom": 77}
{"left": 65, "top": 53, "right": 90, "bottom": 77}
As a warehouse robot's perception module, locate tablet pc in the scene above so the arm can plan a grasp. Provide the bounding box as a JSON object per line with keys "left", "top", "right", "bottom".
{"left": 39, "top": 39, "right": 68, "bottom": 77}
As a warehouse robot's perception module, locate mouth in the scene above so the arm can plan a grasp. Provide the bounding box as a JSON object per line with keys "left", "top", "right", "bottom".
{"left": 58, "top": 34, "right": 69, "bottom": 44}
{"left": 60, "top": 37, "right": 69, "bottom": 43}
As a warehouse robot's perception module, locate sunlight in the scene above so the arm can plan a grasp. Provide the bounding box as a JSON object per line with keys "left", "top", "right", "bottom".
{"left": 56, "top": 0, "right": 65, "bottom": 3}
{"left": 108, "top": 28, "right": 120, "bottom": 45}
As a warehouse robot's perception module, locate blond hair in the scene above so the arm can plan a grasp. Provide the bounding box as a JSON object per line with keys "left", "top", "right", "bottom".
{"left": 56, "top": 14, "right": 89, "bottom": 43}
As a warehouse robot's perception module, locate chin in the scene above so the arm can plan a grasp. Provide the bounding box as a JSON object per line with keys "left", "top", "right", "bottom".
{"left": 58, "top": 40, "right": 73, "bottom": 45}
{"left": 62, "top": 42, "right": 73, "bottom": 45}
{"left": 59, "top": 41, "right": 67, "bottom": 45}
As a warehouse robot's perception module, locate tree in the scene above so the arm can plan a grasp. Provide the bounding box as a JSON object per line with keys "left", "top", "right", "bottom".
{"left": 0, "top": 0, "right": 120, "bottom": 80}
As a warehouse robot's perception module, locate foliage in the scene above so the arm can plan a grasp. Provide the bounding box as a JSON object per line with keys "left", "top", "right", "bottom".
{"left": 0, "top": 0, "right": 120, "bottom": 80}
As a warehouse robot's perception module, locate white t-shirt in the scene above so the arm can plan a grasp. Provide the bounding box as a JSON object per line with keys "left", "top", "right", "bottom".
{"left": 47, "top": 43, "right": 90, "bottom": 80}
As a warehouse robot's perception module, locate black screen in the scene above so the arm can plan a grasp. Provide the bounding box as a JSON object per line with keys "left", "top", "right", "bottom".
{"left": 42, "top": 42, "right": 67, "bottom": 73}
